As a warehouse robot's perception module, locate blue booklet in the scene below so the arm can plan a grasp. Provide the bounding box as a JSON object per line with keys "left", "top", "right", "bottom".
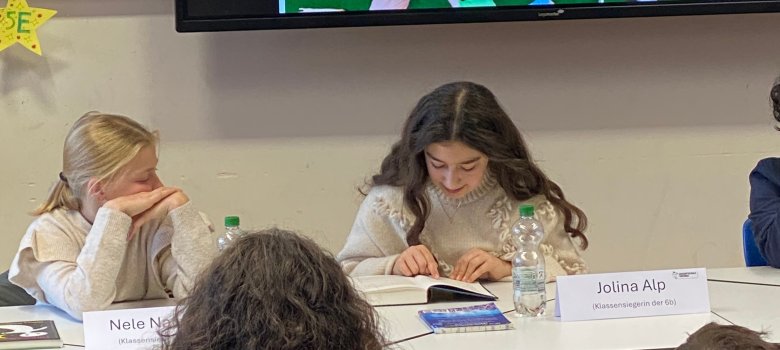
{"left": 418, "top": 302, "right": 514, "bottom": 334}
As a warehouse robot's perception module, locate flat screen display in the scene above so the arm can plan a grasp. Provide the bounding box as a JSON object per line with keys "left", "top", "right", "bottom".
{"left": 176, "top": 0, "right": 780, "bottom": 31}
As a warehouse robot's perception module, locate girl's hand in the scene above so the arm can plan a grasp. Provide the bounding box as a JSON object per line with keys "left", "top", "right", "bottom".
{"left": 156, "top": 190, "right": 189, "bottom": 212}
{"left": 127, "top": 190, "right": 190, "bottom": 239}
{"left": 103, "top": 187, "right": 184, "bottom": 240}
{"left": 451, "top": 248, "right": 511, "bottom": 283}
{"left": 103, "top": 187, "right": 180, "bottom": 217}
{"left": 392, "top": 245, "right": 440, "bottom": 278}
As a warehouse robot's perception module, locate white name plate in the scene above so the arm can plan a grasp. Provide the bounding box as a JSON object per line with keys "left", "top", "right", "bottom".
{"left": 83, "top": 306, "right": 176, "bottom": 350}
{"left": 554, "top": 268, "right": 710, "bottom": 322}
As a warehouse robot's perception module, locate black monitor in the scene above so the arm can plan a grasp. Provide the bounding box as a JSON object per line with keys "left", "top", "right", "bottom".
{"left": 176, "top": 0, "right": 780, "bottom": 32}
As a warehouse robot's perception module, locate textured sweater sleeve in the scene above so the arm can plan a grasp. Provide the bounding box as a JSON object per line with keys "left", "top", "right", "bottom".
{"left": 534, "top": 199, "right": 589, "bottom": 281}
{"left": 336, "top": 189, "right": 409, "bottom": 276}
{"left": 156, "top": 202, "right": 218, "bottom": 298}
{"left": 748, "top": 158, "right": 780, "bottom": 267}
{"left": 9, "top": 208, "right": 131, "bottom": 320}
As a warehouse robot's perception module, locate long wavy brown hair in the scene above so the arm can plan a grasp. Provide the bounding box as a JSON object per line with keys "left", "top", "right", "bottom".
{"left": 370, "top": 81, "right": 588, "bottom": 248}
{"left": 158, "top": 228, "right": 385, "bottom": 350}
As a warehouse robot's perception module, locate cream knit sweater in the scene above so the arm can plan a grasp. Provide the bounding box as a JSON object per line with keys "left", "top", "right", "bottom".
{"left": 8, "top": 202, "right": 218, "bottom": 320}
{"left": 336, "top": 176, "right": 588, "bottom": 282}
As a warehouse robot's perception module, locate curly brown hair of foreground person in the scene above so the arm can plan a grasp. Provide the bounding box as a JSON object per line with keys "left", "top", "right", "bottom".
{"left": 676, "top": 322, "right": 779, "bottom": 350}
{"left": 158, "top": 228, "right": 385, "bottom": 350}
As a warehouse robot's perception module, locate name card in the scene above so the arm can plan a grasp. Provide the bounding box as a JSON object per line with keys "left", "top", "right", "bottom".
{"left": 83, "top": 306, "right": 176, "bottom": 349}
{"left": 554, "top": 268, "right": 709, "bottom": 322}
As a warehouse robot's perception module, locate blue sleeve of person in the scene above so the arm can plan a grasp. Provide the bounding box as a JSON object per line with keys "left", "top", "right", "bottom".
{"left": 748, "top": 157, "right": 780, "bottom": 267}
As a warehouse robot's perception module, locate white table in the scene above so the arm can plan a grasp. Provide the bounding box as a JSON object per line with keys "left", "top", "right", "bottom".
{"left": 707, "top": 266, "right": 780, "bottom": 286}
{"left": 378, "top": 281, "right": 553, "bottom": 344}
{"left": 708, "top": 280, "right": 780, "bottom": 342}
{"left": 387, "top": 267, "right": 780, "bottom": 349}
{"left": 396, "top": 312, "right": 726, "bottom": 350}
{"left": 388, "top": 281, "right": 727, "bottom": 350}
{"left": 706, "top": 266, "right": 780, "bottom": 342}
{"left": 1, "top": 268, "right": 777, "bottom": 349}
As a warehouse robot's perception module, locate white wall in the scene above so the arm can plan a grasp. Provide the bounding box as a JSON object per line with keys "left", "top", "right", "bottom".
{"left": 2, "top": 1, "right": 780, "bottom": 274}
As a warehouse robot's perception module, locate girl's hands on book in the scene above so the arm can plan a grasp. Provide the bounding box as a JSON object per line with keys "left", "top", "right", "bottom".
{"left": 452, "top": 248, "right": 511, "bottom": 283}
{"left": 392, "top": 244, "right": 440, "bottom": 278}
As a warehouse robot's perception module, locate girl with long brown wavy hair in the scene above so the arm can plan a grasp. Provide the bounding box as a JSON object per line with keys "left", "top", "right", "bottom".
{"left": 337, "top": 81, "right": 589, "bottom": 283}
{"left": 159, "top": 228, "right": 385, "bottom": 350}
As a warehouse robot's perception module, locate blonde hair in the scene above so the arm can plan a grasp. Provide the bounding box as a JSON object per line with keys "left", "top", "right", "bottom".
{"left": 33, "top": 112, "right": 158, "bottom": 216}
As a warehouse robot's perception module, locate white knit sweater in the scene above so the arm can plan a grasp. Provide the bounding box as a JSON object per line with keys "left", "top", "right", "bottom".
{"left": 8, "top": 202, "right": 218, "bottom": 320}
{"left": 336, "top": 176, "right": 588, "bottom": 282}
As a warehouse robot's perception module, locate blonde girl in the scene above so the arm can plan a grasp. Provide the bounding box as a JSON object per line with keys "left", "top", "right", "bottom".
{"left": 9, "top": 112, "right": 217, "bottom": 319}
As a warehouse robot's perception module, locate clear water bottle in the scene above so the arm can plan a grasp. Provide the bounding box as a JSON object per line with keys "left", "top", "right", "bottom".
{"left": 217, "top": 216, "right": 244, "bottom": 251}
{"left": 512, "top": 204, "right": 546, "bottom": 317}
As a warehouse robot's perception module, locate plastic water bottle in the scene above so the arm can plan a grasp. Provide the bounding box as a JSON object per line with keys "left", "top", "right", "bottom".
{"left": 512, "top": 204, "right": 546, "bottom": 317}
{"left": 217, "top": 216, "right": 244, "bottom": 251}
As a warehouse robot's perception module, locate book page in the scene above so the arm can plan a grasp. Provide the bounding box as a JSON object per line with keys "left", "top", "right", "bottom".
{"left": 352, "top": 275, "right": 423, "bottom": 293}
{"left": 413, "top": 276, "right": 493, "bottom": 297}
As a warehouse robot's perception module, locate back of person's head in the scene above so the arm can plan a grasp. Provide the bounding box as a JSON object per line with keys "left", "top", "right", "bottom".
{"left": 33, "top": 112, "right": 157, "bottom": 215}
{"left": 159, "top": 228, "right": 385, "bottom": 350}
{"left": 677, "top": 322, "right": 779, "bottom": 350}
{"left": 372, "top": 81, "right": 588, "bottom": 247}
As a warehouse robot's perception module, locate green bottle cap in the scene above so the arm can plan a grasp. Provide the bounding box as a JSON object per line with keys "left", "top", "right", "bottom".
{"left": 519, "top": 205, "right": 534, "bottom": 217}
{"left": 225, "top": 216, "right": 240, "bottom": 227}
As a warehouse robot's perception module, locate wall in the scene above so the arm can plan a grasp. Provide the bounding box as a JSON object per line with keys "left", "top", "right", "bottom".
{"left": 2, "top": 0, "right": 780, "bottom": 273}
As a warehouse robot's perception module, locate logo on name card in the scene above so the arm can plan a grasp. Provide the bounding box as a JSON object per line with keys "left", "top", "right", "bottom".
{"left": 673, "top": 271, "right": 699, "bottom": 279}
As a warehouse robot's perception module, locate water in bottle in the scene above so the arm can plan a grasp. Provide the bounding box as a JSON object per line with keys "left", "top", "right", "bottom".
{"left": 217, "top": 215, "right": 244, "bottom": 251}
{"left": 512, "top": 204, "right": 546, "bottom": 317}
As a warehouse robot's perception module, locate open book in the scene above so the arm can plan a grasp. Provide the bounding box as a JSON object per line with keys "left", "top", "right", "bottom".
{"left": 352, "top": 275, "right": 497, "bottom": 306}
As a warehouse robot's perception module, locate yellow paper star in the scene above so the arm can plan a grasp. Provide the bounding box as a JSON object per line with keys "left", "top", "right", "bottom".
{"left": 0, "top": 0, "right": 56, "bottom": 55}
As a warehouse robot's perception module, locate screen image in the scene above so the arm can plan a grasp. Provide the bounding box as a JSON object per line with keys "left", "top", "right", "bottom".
{"left": 281, "top": 0, "right": 659, "bottom": 14}
{"left": 177, "top": 0, "right": 780, "bottom": 31}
